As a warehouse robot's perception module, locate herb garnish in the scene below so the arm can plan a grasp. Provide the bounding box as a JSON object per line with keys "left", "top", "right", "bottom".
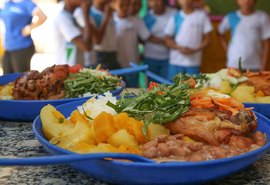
{"left": 64, "top": 70, "right": 121, "bottom": 98}
{"left": 107, "top": 81, "right": 191, "bottom": 136}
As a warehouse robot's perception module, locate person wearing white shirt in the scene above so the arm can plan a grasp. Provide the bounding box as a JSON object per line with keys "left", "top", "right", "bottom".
{"left": 90, "top": 0, "right": 120, "bottom": 69}
{"left": 113, "top": 0, "right": 150, "bottom": 87}
{"left": 74, "top": 0, "right": 119, "bottom": 69}
{"left": 218, "top": 0, "right": 270, "bottom": 71}
{"left": 165, "top": 0, "right": 212, "bottom": 80}
{"left": 52, "top": 0, "right": 93, "bottom": 66}
{"left": 143, "top": 0, "right": 176, "bottom": 80}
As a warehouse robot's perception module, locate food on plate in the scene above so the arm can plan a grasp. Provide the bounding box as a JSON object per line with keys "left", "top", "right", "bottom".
{"left": 0, "top": 64, "right": 122, "bottom": 100}
{"left": 0, "top": 82, "right": 13, "bottom": 100}
{"left": 196, "top": 68, "right": 270, "bottom": 103}
{"left": 41, "top": 77, "right": 266, "bottom": 162}
{"left": 13, "top": 65, "right": 69, "bottom": 100}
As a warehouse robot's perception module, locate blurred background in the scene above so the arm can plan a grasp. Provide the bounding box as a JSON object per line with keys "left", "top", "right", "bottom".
{"left": 0, "top": 0, "right": 270, "bottom": 75}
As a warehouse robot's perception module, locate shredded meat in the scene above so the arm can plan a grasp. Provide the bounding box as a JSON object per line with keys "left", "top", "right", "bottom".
{"left": 165, "top": 108, "right": 257, "bottom": 146}
{"left": 12, "top": 65, "right": 69, "bottom": 100}
{"left": 244, "top": 71, "right": 270, "bottom": 96}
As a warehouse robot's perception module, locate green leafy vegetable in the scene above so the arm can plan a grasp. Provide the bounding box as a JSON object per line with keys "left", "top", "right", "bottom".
{"left": 64, "top": 70, "right": 121, "bottom": 98}
{"left": 173, "top": 73, "right": 209, "bottom": 88}
{"left": 107, "top": 82, "right": 191, "bottom": 135}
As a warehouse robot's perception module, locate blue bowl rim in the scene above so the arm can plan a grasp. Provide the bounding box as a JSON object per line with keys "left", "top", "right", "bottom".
{"left": 32, "top": 105, "right": 270, "bottom": 168}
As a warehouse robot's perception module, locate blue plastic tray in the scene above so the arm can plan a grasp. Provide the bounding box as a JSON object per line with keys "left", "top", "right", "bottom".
{"left": 244, "top": 103, "right": 270, "bottom": 119}
{"left": 0, "top": 73, "right": 125, "bottom": 121}
{"left": 30, "top": 100, "right": 270, "bottom": 185}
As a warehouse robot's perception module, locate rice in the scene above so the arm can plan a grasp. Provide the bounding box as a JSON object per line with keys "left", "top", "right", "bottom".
{"left": 77, "top": 92, "right": 117, "bottom": 119}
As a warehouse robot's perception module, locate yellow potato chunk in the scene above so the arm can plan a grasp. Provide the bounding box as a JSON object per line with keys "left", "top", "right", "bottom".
{"left": 108, "top": 129, "right": 139, "bottom": 148}
{"left": 41, "top": 104, "right": 74, "bottom": 140}
{"left": 219, "top": 81, "right": 232, "bottom": 94}
{"left": 70, "top": 143, "right": 119, "bottom": 154}
{"left": 93, "top": 112, "right": 117, "bottom": 143}
{"left": 113, "top": 113, "right": 147, "bottom": 144}
{"left": 231, "top": 85, "right": 255, "bottom": 103}
{"left": 118, "top": 145, "right": 142, "bottom": 155}
{"left": 50, "top": 119, "right": 96, "bottom": 148}
{"left": 255, "top": 96, "right": 270, "bottom": 103}
{"left": 147, "top": 123, "right": 170, "bottom": 140}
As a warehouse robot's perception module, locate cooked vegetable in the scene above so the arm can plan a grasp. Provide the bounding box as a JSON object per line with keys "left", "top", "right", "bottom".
{"left": 147, "top": 123, "right": 170, "bottom": 140}
{"left": 93, "top": 112, "right": 117, "bottom": 143}
{"left": 64, "top": 69, "right": 122, "bottom": 98}
{"left": 108, "top": 129, "right": 139, "bottom": 148}
{"left": 108, "top": 76, "right": 191, "bottom": 135}
{"left": 231, "top": 85, "right": 255, "bottom": 103}
{"left": 41, "top": 105, "right": 74, "bottom": 140}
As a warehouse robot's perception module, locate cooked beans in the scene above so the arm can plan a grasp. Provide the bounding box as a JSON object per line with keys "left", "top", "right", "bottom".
{"left": 142, "top": 131, "right": 266, "bottom": 162}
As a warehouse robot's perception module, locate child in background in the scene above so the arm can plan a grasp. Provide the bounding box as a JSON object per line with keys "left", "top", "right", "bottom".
{"left": 143, "top": 0, "right": 176, "bottom": 80}
{"left": 165, "top": 0, "right": 212, "bottom": 79}
{"left": 90, "top": 0, "right": 120, "bottom": 70}
{"left": 130, "top": 0, "right": 142, "bottom": 16}
{"left": 218, "top": 0, "right": 270, "bottom": 71}
{"left": 113, "top": 0, "right": 151, "bottom": 87}
{"left": 52, "top": 0, "right": 93, "bottom": 66}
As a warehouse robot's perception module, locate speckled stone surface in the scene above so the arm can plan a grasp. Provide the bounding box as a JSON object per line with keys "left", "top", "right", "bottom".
{"left": 1, "top": 120, "right": 270, "bottom": 185}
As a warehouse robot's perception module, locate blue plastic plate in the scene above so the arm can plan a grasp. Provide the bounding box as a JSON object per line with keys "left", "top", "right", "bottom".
{"left": 0, "top": 73, "right": 125, "bottom": 121}
{"left": 32, "top": 100, "right": 270, "bottom": 185}
{"left": 244, "top": 103, "right": 270, "bottom": 119}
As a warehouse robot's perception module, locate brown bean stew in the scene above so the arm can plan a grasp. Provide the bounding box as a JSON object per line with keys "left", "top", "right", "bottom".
{"left": 142, "top": 107, "right": 266, "bottom": 162}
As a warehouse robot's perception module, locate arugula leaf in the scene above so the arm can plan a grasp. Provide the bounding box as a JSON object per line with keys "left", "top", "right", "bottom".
{"left": 107, "top": 82, "right": 191, "bottom": 135}
{"left": 64, "top": 71, "right": 121, "bottom": 98}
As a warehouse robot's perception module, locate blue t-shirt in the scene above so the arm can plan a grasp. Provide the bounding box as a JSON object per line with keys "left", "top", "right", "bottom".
{"left": 0, "top": 0, "right": 36, "bottom": 51}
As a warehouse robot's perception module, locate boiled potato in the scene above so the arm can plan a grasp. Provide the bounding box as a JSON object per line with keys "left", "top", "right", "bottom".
{"left": 118, "top": 145, "right": 142, "bottom": 155}
{"left": 108, "top": 129, "right": 139, "bottom": 148}
{"left": 68, "top": 143, "right": 119, "bottom": 154}
{"left": 113, "top": 113, "right": 147, "bottom": 144}
{"left": 93, "top": 112, "right": 117, "bottom": 143}
{"left": 231, "top": 85, "right": 255, "bottom": 103}
{"left": 70, "top": 110, "right": 89, "bottom": 124}
{"left": 50, "top": 119, "right": 96, "bottom": 149}
{"left": 255, "top": 96, "right": 270, "bottom": 103}
{"left": 67, "top": 142, "right": 96, "bottom": 154}
{"left": 41, "top": 104, "right": 74, "bottom": 140}
{"left": 219, "top": 81, "right": 232, "bottom": 94}
{"left": 147, "top": 123, "right": 170, "bottom": 140}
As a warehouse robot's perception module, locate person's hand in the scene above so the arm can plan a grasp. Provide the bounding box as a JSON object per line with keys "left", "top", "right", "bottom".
{"left": 104, "top": 1, "right": 114, "bottom": 19}
{"left": 178, "top": 46, "right": 199, "bottom": 55}
{"left": 81, "top": 0, "right": 92, "bottom": 11}
{"left": 21, "top": 25, "right": 31, "bottom": 37}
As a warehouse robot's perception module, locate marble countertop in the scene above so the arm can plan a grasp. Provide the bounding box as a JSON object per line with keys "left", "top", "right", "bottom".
{"left": 1, "top": 120, "right": 270, "bottom": 185}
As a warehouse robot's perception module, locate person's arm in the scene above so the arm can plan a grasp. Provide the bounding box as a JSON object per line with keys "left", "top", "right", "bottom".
{"left": 196, "top": 32, "right": 211, "bottom": 51}
{"left": 92, "top": 3, "right": 113, "bottom": 44}
{"left": 218, "top": 33, "right": 228, "bottom": 52}
{"left": 165, "top": 36, "right": 194, "bottom": 55}
{"left": 148, "top": 35, "right": 166, "bottom": 45}
{"left": 165, "top": 35, "right": 179, "bottom": 49}
{"left": 260, "top": 13, "right": 270, "bottom": 70}
{"left": 218, "top": 15, "right": 230, "bottom": 53}
{"left": 72, "top": 0, "right": 94, "bottom": 52}
{"left": 22, "top": 8, "right": 47, "bottom": 36}
{"left": 262, "top": 39, "right": 270, "bottom": 70}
